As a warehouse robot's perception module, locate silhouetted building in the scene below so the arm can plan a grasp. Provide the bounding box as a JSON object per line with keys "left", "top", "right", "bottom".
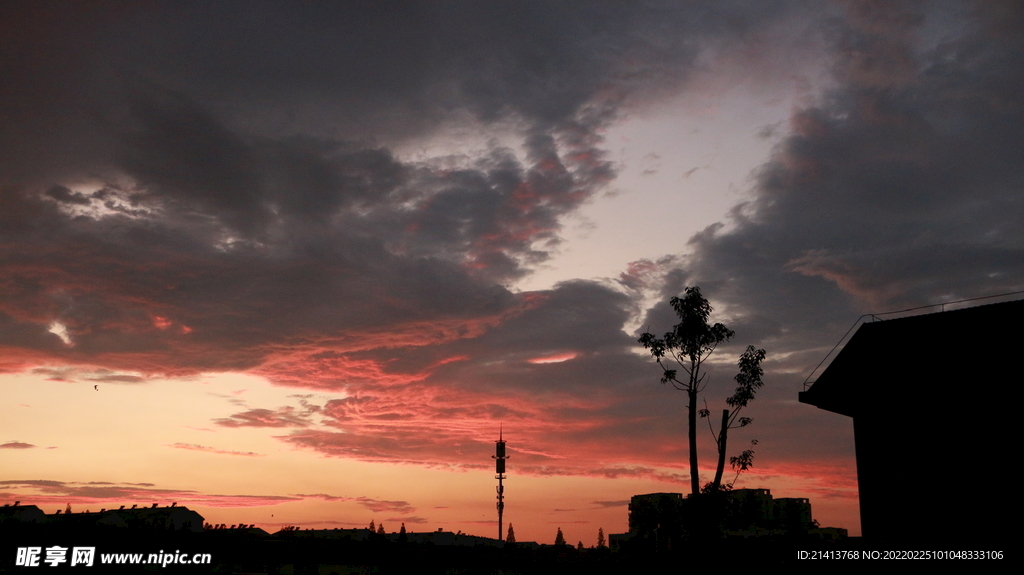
{"left": 628, "top": 493, "right": 684, "bottom": 536}
{"left": 98, "top": 504, "right": 204, "bottom": 532}
{"left": 275, "top": 527, "right": 515, "bottom": 548}
{"left": 720, "top": 488, "right": 773, "bottom": 531}
{"left": 401, "top": 529, "right": 508, "bottom": 548}
{"left": 205, "top": 523, "right": 270, "bottom": 537}
{"left": 2, "top": 503, "right": 205, "bottom": 533}
{"left": 800, "top": 299, "right": 1021, "bottom": 545}
{"left": 625, "top": 489, "right": 827, "bottom": 546}
{"left": 0, "top": 503, "right": 45, "bottom": 525}
{"left": 773, "top": 497, "right": 812, "bottom": 532}
{"left": 626, "top": 493, "right": 686, "bottom": 549}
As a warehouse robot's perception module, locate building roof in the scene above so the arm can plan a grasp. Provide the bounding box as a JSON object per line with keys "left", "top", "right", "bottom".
{"left": 799, "top": 298, "right": 1024, "bottom": 417}
{"left": 0, "top": 504, "right": 46, "bottom": 523}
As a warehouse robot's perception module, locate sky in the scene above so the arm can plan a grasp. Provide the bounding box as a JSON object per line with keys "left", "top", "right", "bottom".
{"left": 2, "top": 0, "right": 1023, "bottom": 545}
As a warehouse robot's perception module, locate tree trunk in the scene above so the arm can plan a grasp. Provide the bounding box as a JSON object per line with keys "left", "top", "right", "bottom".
{"left": 688, "top": 388, "right": 700, "bottom": 495}
{"left": 713, "top": 409, "right": 729, "bottom": 490}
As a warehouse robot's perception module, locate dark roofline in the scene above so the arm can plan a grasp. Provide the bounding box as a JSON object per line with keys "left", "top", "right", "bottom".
{"left": 799, "top": 297, "right": 1024, "bottom": 417}
{"left": 801, "top": 293, "right": 1024, "bottom": 391}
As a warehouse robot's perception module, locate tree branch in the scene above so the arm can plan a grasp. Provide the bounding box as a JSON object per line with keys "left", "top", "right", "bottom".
{"left": 701, "top": 399, "right": 718, "bottom": 444}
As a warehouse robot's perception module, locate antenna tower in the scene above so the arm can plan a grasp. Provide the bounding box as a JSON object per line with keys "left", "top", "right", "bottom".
{"left": 493, "top": 425, "right": 508, "bottom": 541}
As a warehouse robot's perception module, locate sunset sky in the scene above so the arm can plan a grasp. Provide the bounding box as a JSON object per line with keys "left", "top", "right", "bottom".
{"left": 3, "top": 1, "right": 1023, "bottom": 545}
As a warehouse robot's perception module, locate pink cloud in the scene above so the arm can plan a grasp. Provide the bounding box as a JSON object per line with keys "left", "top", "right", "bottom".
{"left": 527, "top": 352, "right": 577, "bottom": 364}
{"left": 0, "top": 441, "right": 35, "bottom": 449}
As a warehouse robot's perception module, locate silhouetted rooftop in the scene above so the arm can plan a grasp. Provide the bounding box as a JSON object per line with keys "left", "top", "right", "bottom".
{"left": 800, "top": 298, "right": 1024, "bottom": 416}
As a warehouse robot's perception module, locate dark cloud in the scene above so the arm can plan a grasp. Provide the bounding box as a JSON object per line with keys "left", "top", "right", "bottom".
{"left": 215, "top": 406, "right": 318, "bottom": 428}
{"left": 296, "top": 493, "right": 415, "bottom": 515}
{"left": 0, "top": 442, "right": 35, "bottom": 449}
{"left": 28, "top": 367, "right": 150, "bottom": 384}
{"left": 167, "top": 443, "right": 264, "bottom": 457}
{"left": 87, "top": 372, "right": 147, "bottom": 384}
{"left": 0, "top": 0, "right": 810, "bottom": 375}
{"left": 642, "top": 0, "right": 1024, "bottom": 345}
{"left": 590, "top": 500, "right": 629, "bottom": 508}
{"left": 44, "top": 185, "right": 91, "bottom": 205}
{"left": 0, "top": 479, "right": 297, "bottom": 507}
{"left": 0, "top": 0, "right": 767, "bottom": 187}
{"left": 387, "top": 516, "right": 428, "bottom": 524}
{"left": 355, "top": 498, "right": 415, "bottom": 515}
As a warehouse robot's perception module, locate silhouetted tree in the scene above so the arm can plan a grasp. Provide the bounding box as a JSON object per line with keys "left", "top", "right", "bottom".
{"left": 639, "top": 287, "right": 734, "bottom": 494}
{"left": 506, "top": 523, "right": 516, "bottom": 544}
{"left": 700, "top": 345, "right": 766, "bottom": 492}
{"left": 597, "top": 527, "right": 606, "bottom": 548}
{"left": 555, "top": 527, "right": 566, "bottom": 546}
{"left": 577, "top": 541, "right": 584, "bottom": 550}
{"left": 728, "top": 440, "right": 758, "bottom": 486}
{"left": 398, "top": 522, "right": 407, "bottom": 543}
{"left": 369, "top": 519, "right": 375, "bottom": 532}
{"left": 377, "top": 523, "right": 385, "bottom": 535}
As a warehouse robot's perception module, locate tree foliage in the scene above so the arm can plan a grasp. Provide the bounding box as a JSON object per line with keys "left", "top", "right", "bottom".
{"left": 597, "top": 527, "right": 606, "bottom": 548}
{"left": 638, "top": 287, "right": 735, "bottom": 391}
{"left": 730, "top": 441, "right": 757, "bottom": 477}
{"left": 506, "top": 523, "right": 516, "bottom": 544}
{"left": 700, "top": 439, "right": 759, "bottom": 493}
{"left": 554, "top": 527, "right": 566, "bottom": 546}
{"left": 728, "top": 345, "right": 767, "bottom": 411}
{"left": 702, "top": 345, "right": 766, "bottom": 492}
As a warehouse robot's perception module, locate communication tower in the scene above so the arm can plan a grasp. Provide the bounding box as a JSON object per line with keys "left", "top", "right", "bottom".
{"left": 493, "top": 425, "right": 508, "bottom": 541}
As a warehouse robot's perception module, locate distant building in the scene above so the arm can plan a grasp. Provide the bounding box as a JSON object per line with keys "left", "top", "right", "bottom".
{"left": 2, "top": 503, "right": 204, "bottom": 533}
{"left": 623, "top": 489, "right": 832, "bottom": 546}
{"left": 628, "top": 493, "right": 684, "bottom": 536}
{"left": 400, "top": 529, "right": 506, "bottom": 548}
{"left": 773, "top": 497, "right": 812, "bottom": 532}
{"left": 799, "top": 299, "right": 1021, "bottom": 544}
{"left": 97, "top": 504, "right": 204, "bottom": 532}
{"left": 0, "top": 503, "right": 46, "bottom": 525}
{"left": 275, "top": 527, "right": 518, "bottom": 548}
{"left": 719, "top": 488, "right": 773, "bottom": 532}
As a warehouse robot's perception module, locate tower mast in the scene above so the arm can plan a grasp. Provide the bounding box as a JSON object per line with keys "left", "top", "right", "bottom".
{"left": 493, "top": 424, "right": 508, "bottom": 541}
